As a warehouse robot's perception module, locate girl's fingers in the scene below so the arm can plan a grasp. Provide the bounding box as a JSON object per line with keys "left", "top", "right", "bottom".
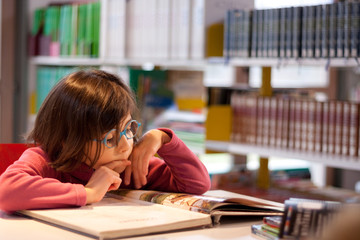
{"left": 124, "top": 165, "right": 132, "bottom": 185}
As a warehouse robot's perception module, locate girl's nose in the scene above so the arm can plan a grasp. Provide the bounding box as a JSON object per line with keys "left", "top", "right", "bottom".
{"left": 116, "top": 134, "right": 132, "bottom": 152}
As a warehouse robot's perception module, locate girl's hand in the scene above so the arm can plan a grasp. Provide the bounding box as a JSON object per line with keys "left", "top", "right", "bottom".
{"left": 123, "top": 129, "right": 170, "bottom": 189}
{"left": 85, "top": 160, "right": 131, "bottom": 204}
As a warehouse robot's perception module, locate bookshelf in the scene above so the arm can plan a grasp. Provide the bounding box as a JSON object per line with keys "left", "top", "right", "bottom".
{"left": 24, "top": 0, "right": 360, "bottom": 191}
{"left": 206, "top": 140, "right": 360, "bottom": 171}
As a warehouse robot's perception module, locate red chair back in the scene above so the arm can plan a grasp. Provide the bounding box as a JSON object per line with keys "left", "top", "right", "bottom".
{"left": 0, "top": 144, "right": 30, "bottom": 175}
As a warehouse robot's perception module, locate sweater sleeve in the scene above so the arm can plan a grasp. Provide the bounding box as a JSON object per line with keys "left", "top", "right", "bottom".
{"left": 0, "top": 147, "right": 87, "bottom": 212}
{"left": 143, "top": 128, "right": 211, "bottom": 194}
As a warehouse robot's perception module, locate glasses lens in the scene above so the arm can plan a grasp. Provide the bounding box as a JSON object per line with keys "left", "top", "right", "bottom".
{"left": 105, "top": 129, "right": 117, "bottom": 148}
{"left": 125, "top": 120, "right": 139, "bottom": 139}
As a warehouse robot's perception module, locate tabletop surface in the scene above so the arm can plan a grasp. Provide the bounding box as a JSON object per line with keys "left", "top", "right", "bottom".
{"left": 0, "top": 210, "right": 262, "bottom": 240}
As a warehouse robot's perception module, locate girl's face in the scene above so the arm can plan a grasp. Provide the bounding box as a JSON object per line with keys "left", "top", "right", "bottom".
{"left": 87, "top": 114, "right": 134, "bottom": 171}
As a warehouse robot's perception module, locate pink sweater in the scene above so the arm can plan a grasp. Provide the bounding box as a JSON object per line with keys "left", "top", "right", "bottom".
{"left": 0, "top": 129, "right": 211, "bottom": 212}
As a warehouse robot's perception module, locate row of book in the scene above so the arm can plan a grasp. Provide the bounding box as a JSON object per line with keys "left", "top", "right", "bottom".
{"left": 34, "top": 66, "right": 78, "bottom": 113}
{"left": 106, "top": 0, "right": 252, "bottom": 60}
{"left": 29, "top": 1, "right": 100, "bottom": 57}
{"left": 252, "top": 198, "right": 343, "bottom": 240}
{"left": 230, "top": 93, "right": 360, "bottom": 157}
{"left": 30, "top": 0, "right": 254, "bottom": 59}
{"left": 224, "top": 1, "right": 360, "bottom": 59}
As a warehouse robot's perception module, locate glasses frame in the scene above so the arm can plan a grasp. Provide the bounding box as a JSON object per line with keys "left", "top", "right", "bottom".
{"left": 94, "top": 120, "right": 141, "bottom": 148}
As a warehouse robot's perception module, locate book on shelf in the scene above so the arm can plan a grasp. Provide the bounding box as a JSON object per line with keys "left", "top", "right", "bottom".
{"left": 31, "top": 1, "right": 100, "bottom": 58}
{"left": 19, "top": 189, "right": 284, "bottom": 240}
{"left": 191, "top": 0, "right": 253, "bottom": 59}
{"left": 170, "top": 0, "right": 191, "bottom": 60}
{"left": 104, "top": 0, "right": 126, "bottom": 59}
{"left": 225, "top": 91, "right": 360, "bottom": 158}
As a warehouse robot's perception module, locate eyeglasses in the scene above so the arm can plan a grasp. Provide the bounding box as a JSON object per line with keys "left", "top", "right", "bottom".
{"left": 94, "top": 120, "right": 141, "bottom": 148}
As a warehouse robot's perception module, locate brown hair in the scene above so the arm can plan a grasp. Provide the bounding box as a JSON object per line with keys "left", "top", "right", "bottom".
{"left": 27, "top": 69, "right": 138, "bottom": 172}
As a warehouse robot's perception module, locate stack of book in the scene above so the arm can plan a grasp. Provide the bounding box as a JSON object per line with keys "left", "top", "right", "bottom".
{"left": 224, "top": 2, "right": 360, "bottom": 59}
{"left": 252, "top": 198, "right": 343, "bottom": 240}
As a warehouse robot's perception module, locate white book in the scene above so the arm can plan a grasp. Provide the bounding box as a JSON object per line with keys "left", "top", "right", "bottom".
{"left": 171, "top": 0, "right": 191, "bottom": 60}
{"left": 125, "top": 0, "right": 135, "bottom": 58}
{"left": 105, "top": 0, "right": 126, "bottom": 59}
{"left": 19, "top": 189, "right": 283, "bottom": 239}
{"left": 20, "top": 196, "right": 211, "bottom": 240}
{"left": 157, "top": 0, "right": 171, "bottom": 59}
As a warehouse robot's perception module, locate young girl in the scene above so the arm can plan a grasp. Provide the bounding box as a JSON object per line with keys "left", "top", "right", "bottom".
{"left": 0, "top": 69, "right": 211, "bottom": 212}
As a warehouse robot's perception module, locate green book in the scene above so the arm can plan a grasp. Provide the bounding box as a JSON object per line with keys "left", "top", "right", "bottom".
{"left": 69, "top": 4, "right": 79, "bottom": 56}
{"left": 91, "top": 1, "right": 101, "bottom": 57}
{"left": 77, "top": 4, "right": 87, "bottom": 56}
{"left": 84, "top": 2, "right": 94, "bottom": 56}
{"left": 59, "top": 4, "right": 72, "bottom": 56}
{"left": 32, "top": 8, "right": 45, "bottom": 36}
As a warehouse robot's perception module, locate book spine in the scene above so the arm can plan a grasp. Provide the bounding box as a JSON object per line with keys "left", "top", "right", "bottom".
{"left": 349, "top": 103, "right": 360, "bottom": 157}
{"left": 279, "top": 8, "right": 286, "bottom": 58}
{"left": 243, "top": 10, "right": 251, "bottom": 58}
{"left": 307, "top": 100, "right": 316, "bottom": 152}
{"left": 328, "top": 101, "right": 337, "bottom": 155}
{"left": 329, "top": 3, "right": 337, "bottom": 58}
{"left": 314, "top": 101, "right": 323, "bottom": 152}
{"left": 322, "top": 101, "right": 330, "bottom": 153}
{"left": 315, "top": 5, "right": 322, "bottom": 58}
{"left": 267, "top": 9, "right": 273, "bottom": 58}
{"left": 301, "top": 6, "right": 308, "bottom": 58}
{"left": 350, "top": 2, "right": 360, "bottom": 57}
{"left": 272, "top": 8, "right": 280, "bottom": 58}
{"left": 229, "top": 10, "right": 237, "bottom": 58}
{"left": 256, "top": 96, "right": 264, "bottom": 145}
{"left": 294, "top": 99, "right": 303, "bottom": 150}
{"left": 301, "top": 99, "right": 308, "bottom": 151}
{"left": 334, "top": 101, "right": 343, "bottom": 155}
{"left": 257, "top": 10, "right": 264, "bottom": 58}
{"left": 262, "top": 97, "right": 271, "bottom": 146}
{"left": 249, "top": 95, "right": 258, "bottom": 145}
{"left": 230, "top": 92, "right": 239, "bottom": 142}
{"left": 236, "top": 10, "right": 245, "bottom": 58}
{"left": 292, "top": 7, "right": 301, "bottom": 59}
{"left": 286, "top": 7, "right": 293, "bottom": 58}
{"left": 341, "top": 101, "right": 350, "bottom": 156}
{"left": 251, "top": 10, "right": 258, "bottom": 57}
{"left": 281, "top": 98, "right": 290, "bottom": 149}
{"left": 336, "top": 2, "right": 344, "bottom": 58}
{"left": 275, "top": 97, "right": 284, "bottom": 148}
{"left": 321, "top": 4, "right": 330, "bottom": 58}
{"left": 306, "top": 5, "right": 316, "bottom": 58}
{"left": 269, "top": 97, "right": 278, "bottom": 147}
{"left": 288, "top": 99, "right": 296, "bottom": 149}
{"left": 263, "top": 9, "right": 270, "bottom": 58}
{"left": 343, "top": 2, "right": 351, "bottom": 58}
{"left": 223, "top": 10, "right": 231, "bottom": 58}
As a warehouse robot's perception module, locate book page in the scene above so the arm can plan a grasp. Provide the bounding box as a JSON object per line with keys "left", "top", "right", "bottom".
{"left": 109, "top": 189, "right": 229, "bottom": 214}
{"left": 19, "top": 196, "right": 211, "bottom": 239}
{"left": 204, "top": 190, "right": 284, "bottom": 211}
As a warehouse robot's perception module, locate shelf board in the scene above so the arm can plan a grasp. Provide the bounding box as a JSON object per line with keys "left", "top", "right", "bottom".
{"left": 30, "top": 56, "right": 207, "bottom": 70}
{"left": 228, "top": 57, "right": 360, "bottom": 68}
{"left": 205, "top": 140, "right": 360, "bottom": 171}
{"left": 30, "top": 56, "right": 360, "bottom": 68}
{"left": 30, "top": 56, "right": 103, "bottom": 66}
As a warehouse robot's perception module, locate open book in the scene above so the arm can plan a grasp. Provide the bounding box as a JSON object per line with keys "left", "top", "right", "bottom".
{"left": 110, "top": 189, "right": 284, "bottom": 224}
{"left": 18, "top": 189, "right": 283, "bottom": 240}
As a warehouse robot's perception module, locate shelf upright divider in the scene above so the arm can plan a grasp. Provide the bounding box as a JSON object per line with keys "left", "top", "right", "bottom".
{"left": 256, "top": 66, "right": 272, "bottom": 189}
